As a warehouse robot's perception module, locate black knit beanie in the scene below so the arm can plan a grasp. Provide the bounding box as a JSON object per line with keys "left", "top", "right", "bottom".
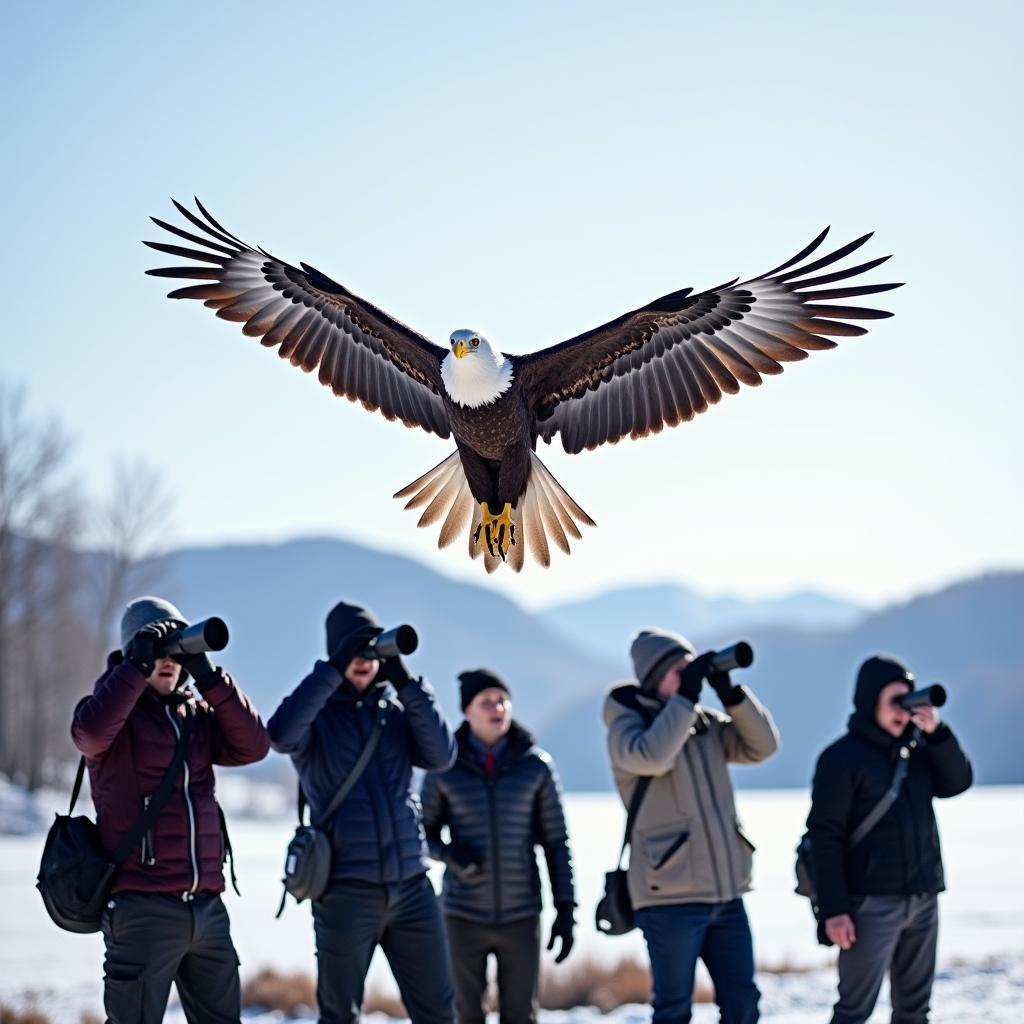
{"left": 325, "top": 600, "right": 381, "bottom": 658}
{"left": 459, "top": 668, "right": 511, "bottom": 711}
{"left": 853, "top": 654, "right": 914, "bottom": 717}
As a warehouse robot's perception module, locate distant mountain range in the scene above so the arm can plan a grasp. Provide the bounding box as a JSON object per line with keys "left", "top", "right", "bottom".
{"left": 113, "top": 537, "right": 1019, "bottom": 791}
{"left": 542, "top": 583, "right": 866, "bottom": 664}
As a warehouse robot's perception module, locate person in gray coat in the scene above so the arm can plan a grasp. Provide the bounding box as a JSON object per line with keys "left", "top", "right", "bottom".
{"left": 605, "top": 627, "right": 780, "bottom": 1024}
{"left": 421, "top": 669, "right": 576, "bottom": 1024}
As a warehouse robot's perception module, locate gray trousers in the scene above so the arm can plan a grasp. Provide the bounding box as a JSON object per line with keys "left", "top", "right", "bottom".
{"left": 445, "top": 914, "right": 541, "bottom": 1024}
{"left": 830, "top": 894, "right": 938, "bottom": 1024}
{"left": 101, "top": 892, "right": 241, "bottom": 1024}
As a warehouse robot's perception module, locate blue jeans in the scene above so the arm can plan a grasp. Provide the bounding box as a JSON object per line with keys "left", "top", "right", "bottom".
{"left": 636, "top": 898, "right": 759, "bottom": 1024}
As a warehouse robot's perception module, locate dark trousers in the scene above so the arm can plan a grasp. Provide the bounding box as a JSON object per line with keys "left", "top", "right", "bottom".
{"left": 636, "top": 897, "right": 760, "bottom": 1024}
{"left": 100, "top": 891, "right": 240, "bottom": 1024}
{"left": 830, "top": 894, "right": 938, "bottom": 1024}
{"left": 313, "top": 874, "right": 455, "bottom": 1024}
{"left": 445, "top": 914, "right": 541, "bottom": 1024}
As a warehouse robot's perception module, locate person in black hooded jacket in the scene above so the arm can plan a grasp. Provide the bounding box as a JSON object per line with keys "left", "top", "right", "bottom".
{"left": 806, "top": 655, "right": 973, "bottom": 1024}
{"left": 420, "top": 669, "right": 576, "bottom": 1024}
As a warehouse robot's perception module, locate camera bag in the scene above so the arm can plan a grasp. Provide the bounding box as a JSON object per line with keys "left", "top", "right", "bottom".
{"left": 795, "top": 736, "right": 914, "bottom": 911}
{"left": 37, "top": 717, "right": 191, "bottom": 933}
{"left": 276, "top": 698, "right": 388, "bottom": 916}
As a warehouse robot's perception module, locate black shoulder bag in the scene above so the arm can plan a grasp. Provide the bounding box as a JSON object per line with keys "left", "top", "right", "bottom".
{"left": 276, "top": 698, "right": 388, "bottom": 916}
{"left": 37, "top": 717, "right": 191, "bottom": 934}
{"left": 595, "top": 773, "right": 652, "bottom": 935}
{"left": 795, "top": 735, "right": 915, "bottom": 911}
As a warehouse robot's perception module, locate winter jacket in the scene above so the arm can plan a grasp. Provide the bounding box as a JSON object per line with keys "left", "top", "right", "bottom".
{"left": 603, "top": 683, "right": 779, "bottom": 910}
{"left": 71, "top": 653, "right": 271, "bottom": 896}
{"left": 267, "top": 660, "right": 456, "bottom": 884}
{"left": 806, "top": 717, "right": 973, "bottom": 921}
{"left": 420, "top": 720, "right": 575, "bottom": 924}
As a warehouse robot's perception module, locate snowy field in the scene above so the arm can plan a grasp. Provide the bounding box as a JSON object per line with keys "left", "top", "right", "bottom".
{"left": 1, "top": 786, "right": 1021, "bottom": 1022}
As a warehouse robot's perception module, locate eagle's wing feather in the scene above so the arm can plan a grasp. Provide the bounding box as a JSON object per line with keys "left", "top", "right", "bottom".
{"left": 516, "top": 229, "right": 901, "bottom": 454}
{"left": 146, "top": 199, "right": 451, "bottom": 438}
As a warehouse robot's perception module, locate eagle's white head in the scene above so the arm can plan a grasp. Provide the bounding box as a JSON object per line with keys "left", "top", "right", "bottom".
{"left": 441, "top": 329, "right": 514, "bottom": 409}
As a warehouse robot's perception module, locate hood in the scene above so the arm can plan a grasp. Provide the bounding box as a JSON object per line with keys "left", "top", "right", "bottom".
{"left": 852, "top": 654, "right": 914, "bottom": 721}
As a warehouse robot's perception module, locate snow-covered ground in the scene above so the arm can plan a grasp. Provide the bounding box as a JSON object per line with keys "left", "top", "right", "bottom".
{"left": 2, "top": 786, "right": 1021, "bottom": 1021}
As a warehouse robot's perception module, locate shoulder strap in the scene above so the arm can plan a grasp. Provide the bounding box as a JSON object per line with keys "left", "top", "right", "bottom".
{"left": 850, "top": 734, "right": 916, "bottom": 846}
{"left": 609, "top": 689, "right": 658, "bottom": 867}
{"left": 313, "top": 700, "right": 388, "bottom": 829}
{"left": 617, "top": 775, "right": 652, "bottom": 867}
{"left": 69, "top": 757, "right": 87, "bottom": 814}
{"left": 109, "top": 715, "right": 192, "bottom": 865}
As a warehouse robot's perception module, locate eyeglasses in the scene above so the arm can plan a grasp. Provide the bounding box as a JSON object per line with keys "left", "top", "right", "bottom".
{"left": 475, "top": 697, "right": 509, "bottom": 711}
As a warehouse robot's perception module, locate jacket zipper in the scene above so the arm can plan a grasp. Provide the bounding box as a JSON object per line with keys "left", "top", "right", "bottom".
{"left": 165, "top": 707, "right": 199, "bottom": 896}
{"left": 684, "top": 741, "right": 723, "bottom": 900}
{"left": 355, "top": 701, "right": 384, "bottom": 877}
{"left": 485, "top": 774, "right": 502, "bottom": 923}
{"left": 695, "top": 737, "right": 738, "bottom": 896}
{"left": 141, "top": 796, "right": 155, "bottom": 865}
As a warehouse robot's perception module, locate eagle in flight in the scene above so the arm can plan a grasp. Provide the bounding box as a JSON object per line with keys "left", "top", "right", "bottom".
{"left": 146, "top": 200, "right": 900, "bottom": 573}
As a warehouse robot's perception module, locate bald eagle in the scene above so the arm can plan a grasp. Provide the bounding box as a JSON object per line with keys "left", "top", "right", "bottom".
{"left": 145, "top": 200, "right": 900, "bottom": 572}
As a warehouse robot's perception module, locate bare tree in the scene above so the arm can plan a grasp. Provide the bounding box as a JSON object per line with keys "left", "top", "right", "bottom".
{"left": 0, "top": 383, "right": 84, "bottom": 784}
{"left": 87, "top": 458, "right": 173, "bottom": 670}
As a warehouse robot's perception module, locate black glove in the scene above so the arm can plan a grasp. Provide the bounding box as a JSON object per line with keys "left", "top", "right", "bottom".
{"left": 546, "top": 902, "right": 575, "bottom": 963}
{"left": 676, "top": 651, "right": 715, "bottom": 703}
{"left": 173, "top": 650, "right": 217, "bottom": 690}
{"left": 447, "top": 844, "right": 481, "bottom": 882}
{"left": 125, "top": 621, "right": 174, "bottom": 676}
{"left": 707, "top": 669, "right": 744, "bottom": 707}
{"left": 378, "top": 654, "right": 413, "bottom": 689}
{"left": 327, "top": 625, "right": 382, "bottom": 675}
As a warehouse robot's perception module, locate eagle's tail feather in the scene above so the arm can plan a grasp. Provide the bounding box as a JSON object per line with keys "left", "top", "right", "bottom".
{"left": 394, "top": 450, "right": 595, "bottom": 571}
{"left": 438, "top": 479, "right": 473, "bottom": 549}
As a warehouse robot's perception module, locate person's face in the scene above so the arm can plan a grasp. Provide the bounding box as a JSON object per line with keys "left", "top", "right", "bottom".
{"left": 146, "top": 657, "right": 182, "bottom": 696}
{"left": 464, "top": 687, "right": 512, "bottom": 745}
{"left": 875, "top": 681, "right": 913, "bottom": 737}
{"left": 657, "top": 653, "right": 693, "bottom": 700}
{"left": 345, "top": 657, "right": 380, "bottom": 691}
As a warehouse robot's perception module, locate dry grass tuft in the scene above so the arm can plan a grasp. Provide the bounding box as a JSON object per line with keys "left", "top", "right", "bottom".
{"left": 240, "top": 968, "right": 407, "bottom": 1019}
{"left": 539, "top": 957, "right": 712, "bottom": 1011}
{"left": 242, "top": 953, "right": 799, "bottom": 1018}
{"left": 0, "top": 1005, "right": 51, "bottom": 1024}
{"left": 240, "top": 967, "right": 317, "bottom": 1016}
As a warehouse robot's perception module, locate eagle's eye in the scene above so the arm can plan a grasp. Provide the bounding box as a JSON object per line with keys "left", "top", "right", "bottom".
{"left": 472, "top": 338, "right": 480, "bottom": 347}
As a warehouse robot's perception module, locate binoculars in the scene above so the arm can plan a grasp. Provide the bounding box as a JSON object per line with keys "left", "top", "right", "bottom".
{"left": 155, "top": 617, "right": 230, "bottom": 658}
{"left": 896, "top": 684, "right": 947, "bottom": 710}
{"left": 360, "top": 625, "right": 418, "bottom": 660}
{"left": 709, "top": 642, "right": 754, "bottom": 673}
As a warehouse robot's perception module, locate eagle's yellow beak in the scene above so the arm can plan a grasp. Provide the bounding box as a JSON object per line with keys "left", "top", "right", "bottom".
{"left": 453, "top": 339, "right": 469, "bottom": 359}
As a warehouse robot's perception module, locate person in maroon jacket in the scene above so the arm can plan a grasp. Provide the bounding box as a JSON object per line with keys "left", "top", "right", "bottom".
{"left": 72, "top": 596, "right": 271, "bottom": 1024}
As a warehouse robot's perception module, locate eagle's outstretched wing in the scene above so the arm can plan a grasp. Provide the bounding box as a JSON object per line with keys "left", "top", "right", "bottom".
{"left": 145, "top": 199, "right": 451, "bottom": 438}
{"left": 515, "top": 229, "right": 901, "bottom": 454}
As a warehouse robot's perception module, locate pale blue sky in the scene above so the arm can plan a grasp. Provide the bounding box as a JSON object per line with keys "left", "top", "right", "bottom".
{"left": 4, "top": 1, "right": 1021, "bottom": 609}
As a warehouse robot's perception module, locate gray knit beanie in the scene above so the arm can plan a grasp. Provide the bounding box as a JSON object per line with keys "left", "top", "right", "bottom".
{"left": 120, "top": 596, "right": 187, "bottom": 652}
{"left": 630, "top": 627, "right": 696, "bottom": 692}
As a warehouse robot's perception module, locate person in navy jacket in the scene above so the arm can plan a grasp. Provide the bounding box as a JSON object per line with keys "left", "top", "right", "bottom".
{"left": 268, "top": 600, "right": 457, "bottom": 1024}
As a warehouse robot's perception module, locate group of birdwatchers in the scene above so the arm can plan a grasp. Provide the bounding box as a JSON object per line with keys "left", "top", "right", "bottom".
{"left": 69, "top": 595, "right": 973, "bottom": 1024}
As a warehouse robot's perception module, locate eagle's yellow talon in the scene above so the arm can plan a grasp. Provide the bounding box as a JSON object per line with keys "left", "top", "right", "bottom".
{"left": 477, "top": 502, "right": 514, "bottom": 560}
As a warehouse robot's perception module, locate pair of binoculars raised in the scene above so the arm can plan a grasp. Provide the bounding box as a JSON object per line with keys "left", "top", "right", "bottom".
{"left": 896, "top": 684, "right": 947, "bottom": 709}
{"left": 359, "top": 625, "right": 419, "bottom": 661}
{"left": 155, "top": 617, "right": 230, "bottom": 657}
{"left": 709, "top": 642, "right": 754, "bottom": 673}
